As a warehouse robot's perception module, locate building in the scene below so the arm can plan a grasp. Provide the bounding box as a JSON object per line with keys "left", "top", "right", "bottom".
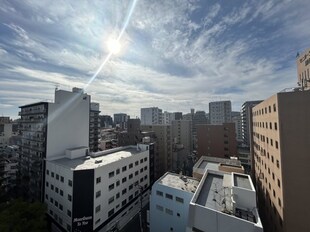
{"left": 171, "top": 120, "right": 193, "bottom": 173}
{"left": 141, "top": 107, "right": 163, "bottom": 125}
{"left": 252, "top": 89, "right": 310, "bottom": 232}
{"left": 89, "top": 102, "right": 100, "bottom": 152}
{"left": 197, "top": 123, "right": 237, "bottom": 159}
{"left": 296, "top": 48, "right": 310, "bottom": 90}
{"left": 0, "top": 118, "right": 18, "bottom": 154}
{"left": 236, "top": 147, "right": 251, "bottom": 174}
{"left": 241, "top": 101, "right": 262, "bottom": 147}
{"left": 113, "top": 113, "right": 128, "bottom": 130}
{"left": 209, "top": 101, "right": 232, "bottom": 125}
{"left": 45, "top": 144, "right": 151, "bottom": 232}
{"left": 99, "top": 115, "right": 113, "bottom": 128}
{"left": 141, "top": 125, "right": 172, "bottom": 179}
{"left": 187, "top": 170, "right": 263, "bottom": 232}
{"left": 163, "top": 111, "right": 174, "bottom": 125}
{"left": 19, "top": 88, "right": 90, "bottom": 201}
{"left": 232, "top": 111, "right": 242, "bottom": 144}
{"left": 150, "top": 172, "right": 200, "bottom": 232}
{"left": 173, "top": 112, "right": 183, "bottom": 120}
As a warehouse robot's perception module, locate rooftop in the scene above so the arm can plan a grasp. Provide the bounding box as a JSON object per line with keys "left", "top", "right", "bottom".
{"left": 158, "top": 172, "right": 199, "bottom": 193}
{"left": 51, "top": 146, "right": 144, "bottom": 170}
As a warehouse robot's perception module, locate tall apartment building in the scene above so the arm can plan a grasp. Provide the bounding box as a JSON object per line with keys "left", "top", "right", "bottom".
{"left": 45, "top": 144, "right": 151, "bottom": 232}
{"left": 89, "top": 102, "right": 100, "bottom": 152}
{"left": 197, "top": 123, "right": 237, "bottom": 159}
{"left": 232, "top": 111, "right": 242, "bottom": 143}
{"left": 141, "top": 125, "right": 172, "bottom": 179}
{"left": 19, "top": 88, "right": 90, "bottom": 201}
{"left": 252, "top": 90, "right": 310, "bottom": 232}
{"left": 297, "top": 48, "right": 310, "bottom": 90}
{"left": 171, "top": 120, "right": 193, "bottom": 172}
{"left": 141, "top": 107, "right": 163, "bottom": 125}
{"left": 209, "top": 101, "right": 232, "bottom": 125}
{"left": 241, "top": 101, "right": 262, "bottom": 147}
{"left": 114, "top": 113, "right": 128, "bottom": 130}
{"left": 163, "top": 111, "right": 174, "bottom": 125}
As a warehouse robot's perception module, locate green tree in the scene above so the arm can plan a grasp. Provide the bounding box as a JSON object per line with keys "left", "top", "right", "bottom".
{"left": 0, "top": 199, "right": 48, "bottom": 232}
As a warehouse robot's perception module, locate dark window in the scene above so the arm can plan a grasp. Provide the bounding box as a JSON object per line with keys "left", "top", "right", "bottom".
{"left": 109, "top": 184, "right": 115, "bottom": 191}
{"left": 129, "top": 163, "right": 133, "bottom": 169}
{"left": 122, "top": 188, "right": 127, "bottom": 195}
{"left": 109, "top": 171, "right": 114, "bottom": 178}
{"left": 135, "top": 161, "right": 139, "bottom": 166}
{"left": 68, "top": 194, "right": 72, "bottom": 202}
{"left": 129, "top": 174, "right": 133, "bottom": 179}
{"left": 60, "top": 176, "right": 64, "bottom": 183}
{"left": 68, "top": 180, "right": 72, "bottom": 187}
{"left": 122, "top": 199, "right": 127, "bottom": 206}
{"left": 96, "top": 191, "right": 101, "bottom": 198}
{"left": 59, "top": 204, "right": 63, "bottom": 211}
{"left": 108, "top": 196, "right": 114, "bottom": 204}
{"left": 122, "top": 177, "right": 127, "bottom": 183}
{"left": 60, "top": 190, "right": 63, "bottom": 196}
{"left": 51, "top": 172, "right": 54, "bottom": 178}
{"left": 274, "top": 122, "right": 277, "bottom": 130}
{"left": 56, "top": 174, "right": 59, "bottom": 180}
{"left": 46, "top": 170, "right": 49, "bottom": 175}
{"left": 95, "top": 205, "right": 101, "bottom": 213}
{"left": 67, "top": 210, "right": 71, "bottom": 217}
{"left": 129, "top": 184, "right": 133, "bottom": 190}
{"left": 122, "top": 166, "right": 127, "bottom": 172}
{"left": 165, "top": 193, "right": 173, "bottom": 200}
{"left": 108, "top": 209, "right": 114, "bottom": 217}
{"left": 116, "top": 169, "right": 120, "bottom": 175}
{"left": 135, "top": 171, "right": 139, "bottom": 176}
{"left": 116, "top": 192, "right": 120, "bottom": 199}
{"left": 176, "top": 197, "right": 184, "bottom": 203}
{"left": 51, "top": 184, "right": 54, "bottom": 190}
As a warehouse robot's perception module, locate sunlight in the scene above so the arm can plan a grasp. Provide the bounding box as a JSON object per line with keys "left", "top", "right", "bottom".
{"left": 107, "top": 38, "right": 121, "bottom": 54}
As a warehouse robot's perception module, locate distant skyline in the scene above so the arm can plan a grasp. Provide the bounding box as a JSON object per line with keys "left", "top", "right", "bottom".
{"left": 0, "top": 0, "right": 309, "bottom": 119}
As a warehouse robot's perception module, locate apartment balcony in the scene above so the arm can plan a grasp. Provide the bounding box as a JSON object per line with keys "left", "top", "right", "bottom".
{"left": 19, "top": 108, "right": 46, "bottom": 116}
{"left": 20, "top": 117, "right": 45, "bottom": 123}
{"left": 22, "top": 134, "right": 45, "bottom": 142}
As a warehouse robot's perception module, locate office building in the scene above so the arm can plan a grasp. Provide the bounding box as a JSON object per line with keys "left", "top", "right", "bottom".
{"left": 150, "top": 172, "right": 199, "bottom": 232}
{"left": 173, "top": 112, "right": 183, "bottom": 120}
{"left": 252, "top": 89, "right": 310, "bottom": 232}
{"left": 19, "top": 88, "right": 90, "bottom": 201}
{"left": 113, "top": 113, "right": 128, "bottom": 130}
{"left": 209, "top": 101, "right": 232, "bottom": 125}
{"left": 163, "top": 111, "right": 174, "bottom": 125}
{"left": 197, "top": 123, "right": 237, "bottom": 159}
{"left": 99, "top": 115, "right": 113, "bottom": 128}
{"left": 89, "top": 103, "right": 100, "bottom": 152}
{"left": 296, "top": 48, "right": 310, "bottom": 90}
{"left": 45, "top": 143, "right": 151, "bottom": 232}
{"left": 232, "top": 111, "right": 242, "bottom": 144}
{"left": 140, "top": 107, "right": 163, "bottom": 125}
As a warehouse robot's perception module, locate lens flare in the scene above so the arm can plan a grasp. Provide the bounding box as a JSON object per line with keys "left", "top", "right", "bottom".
{"left": 107, "top": 39, "right": 121, "bottom": 54}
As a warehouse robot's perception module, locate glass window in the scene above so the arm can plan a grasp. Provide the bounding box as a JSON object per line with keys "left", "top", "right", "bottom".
{"left": 176, "top": 197, "right": 184, "bottom": 203}
{"left": 122, "top": 166, "right": 127, "bottom": 172}
{"left": 165, "top": 193, "right": 173, "bottom": 200}
{"left": 109, "top": 171, "right": 114, "bottom": 178}
{"left": 96, "top": 191, "right": 101, "bottom": 198}
{"left": 95, "top": 205, "right": 101, "bottom": 213}
{"left": 68, "top": 180, "right": 72, "bottom": 187}
{"left": 68, "top": 194, "right": 72, "bottom": 202}
{"left": 109, "top": 183, "right": 115, "bottom": 191}
{"left": 96, "top": 177, "right": 101, "bottom": 183}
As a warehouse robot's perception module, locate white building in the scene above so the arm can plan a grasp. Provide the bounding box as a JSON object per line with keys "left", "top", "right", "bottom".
{"left": 141, "top": 107, "right": 163, "bottom": 125}
{"left": 45, "top": 143, "right": 151, "bottom": 232}
{"left": 209, "top": 101, "right": 232, "bottom": 125}
{"left": 187, "top": 170, "right": 263, "bottom": 232}
{"left": 150, "top": 172, "right": 199, "bottom": 232}
{"left": 163, "top": 111, "right": 174, "bottom": 125}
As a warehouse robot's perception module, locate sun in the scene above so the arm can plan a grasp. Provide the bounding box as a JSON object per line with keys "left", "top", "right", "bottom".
{"left": 107, "top": 39, "right": 121, "bottom": 54}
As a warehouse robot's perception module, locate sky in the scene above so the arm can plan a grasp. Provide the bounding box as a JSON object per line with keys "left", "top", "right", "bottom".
{"left": 0, "top": 0, "right": 309, "bottom": 119}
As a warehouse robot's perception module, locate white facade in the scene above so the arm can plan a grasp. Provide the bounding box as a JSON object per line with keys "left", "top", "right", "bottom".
{"left": 150, "top": 173, "right": 199, "bottom": 232}
{"left": 209, "top": 101, "right": 232, "bottom": 125}
{"left": 45, "top": 144, "right": 150, "bottom": 232}
{"left": 163, "top": 111, "right": 174, "bottom": 124}
{"left": 141, "top": 107, "right": 163, "bottom": 125}
{"left": 0, "top": 123, "right": 14, "bottom": 153}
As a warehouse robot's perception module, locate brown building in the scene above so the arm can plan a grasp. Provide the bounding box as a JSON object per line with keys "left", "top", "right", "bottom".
{"left": 197, "top": 123, "right": 237, "bottom": 159}
{"left": 297, "top": 48, "right": 310, "bottom": 90}
{"left": 252, "top": 90, "right": 310, "bottom": 232}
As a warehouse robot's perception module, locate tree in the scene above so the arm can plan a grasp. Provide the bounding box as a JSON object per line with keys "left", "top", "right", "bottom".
{"left": 0, "top": 199, "right": 48, "bottom": 232}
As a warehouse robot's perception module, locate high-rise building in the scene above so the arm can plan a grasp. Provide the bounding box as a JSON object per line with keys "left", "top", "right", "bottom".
{"left": 197, "top": 123, "right": 237, "bottom": 159}
{"left": 252, "top": 90, "right": 310, "bottom": 232}
{"left": 241, "top": 101, "right": 262, "bottom": 147}
{"left": 113, "top": 113, "right": 128, "bottom": 130}
{"left": 232, "top": 111, "right": 242, "bottom": 143}
{"left": 45, "top": 143, "right": 151, "bottom": 232}
{"left": 19, "top": 88, "right": 90, "bottom": 201}
{"left": 173, "top": 112, "right": 183, "bottom": 120}
{"left": 209, "top": 101, "right": 232, "bottom": 125}
{"left": 89, "top": 102, "right": 100, "bottom": 152}
{"left": 163, "top": 111, "right": 174, "bottom": 125}
{"left": 296, "top": 48, "right": 310, "bottom": 90}
{"left": 99, "top": 115, "right": 113, "bottom": 128}
{"left": 140, "top": 107, "right": 163, "bottom": 125}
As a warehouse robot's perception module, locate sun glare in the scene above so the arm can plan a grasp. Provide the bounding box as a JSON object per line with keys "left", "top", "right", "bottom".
{"left": 107, "top": 39, "right": 121, "bottom": 54}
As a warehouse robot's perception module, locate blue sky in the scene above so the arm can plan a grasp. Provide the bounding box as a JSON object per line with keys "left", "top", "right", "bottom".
{"left": 0, "top": 0, "right": 309, "bottom": 119}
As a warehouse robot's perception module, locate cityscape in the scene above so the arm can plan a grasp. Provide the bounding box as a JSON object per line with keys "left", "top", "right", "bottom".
{"left": 0, "top": 1, "right": 310, "bottom": 232}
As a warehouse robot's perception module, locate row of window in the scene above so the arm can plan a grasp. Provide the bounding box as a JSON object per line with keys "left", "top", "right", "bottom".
{"left": 253, "top": 135, "right": 279, "bottom": 150}
{"left": 253, "top": 121, "right": 278, "bottom": 130}
{"left": 155, "top": 204, "right": 181, "bottom": 217}
{"left": 108, "top": 175, "right": 148, "bottom": 191}
{"left": 156, "top": 191, "right": 184, "bottom": 203}
{"left": 46, "top": 182, "right": 72, "bottom": 201}
{"left": 46, "top": 170, "right": 65, "bottom": 182}
{"left": 49, "top": 209, "right": 71, "bottom": 232}
{"left": 253, "top": 104, "right": 277, "bottom": 116}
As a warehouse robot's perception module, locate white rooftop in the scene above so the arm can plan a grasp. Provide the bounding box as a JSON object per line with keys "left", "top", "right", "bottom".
{"left": 158, "top": 172, "right": 200, "bottom": 193}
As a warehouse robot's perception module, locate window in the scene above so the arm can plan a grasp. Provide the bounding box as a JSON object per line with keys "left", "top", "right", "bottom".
{"left": 68, "top": 180, "right": 72, "bottom": 187}
{"left": 116, "top": 168, "right": 120, "bottom": 175}
{"left": 140, "top": 159, "right": 143, "bottom": 164}
{"left": 122, "top": 188, "right": 127, "bottom": 195}
{"left": 122, "top": 199, "right": 127, "bottom": 206}
{"left": 269, "top": 122, "right": 272, "bottom": 129}
{"left": 129, "top": 184, "right": 133, "bottom": 190}
{"left": 122, "top": 166, "right": 127, "bottom": 172}
{"left": 50, "top": 198, "right": 54, "bottom": 203}
{"left": 177, "top": 213, "right": 180, "bottom": 217}
{"left": 51, "top": 184, "right": 54, "bottom": 190}
{"left": 95, "top": 205, "right": 101, "bottom": 213}
{"left": 108, "top": 196, "right": 114, "bottom": 204}
{"left": 274, "top": 122, "right": 277, "bottom": 130}
{"left": 135, "top": 171, "right": 139, "bottom": 176}
{"left": 116, "top": 192, "right": 120, "bottom": 199}
{"left": 60, "top": 190, "right": 63, "bottom": 196}
{"left": 68, "top": 194, "right": 72, "bottom": 202}
{"left": 140, "top": 177, "right": 143, "bottom": 183}
{"left": 51, "top": 172, "right": 54, "bottom": 178}
{"left": 165, "top": 208, "right": 173, "bottom": 215}
{"left": 59, "top": 204, "right": 63, "bottom": 211}
{"left": 144, "top": 175, "right": 147, "bottom": 180}
{"left": 109, "top": 171, "right": 114, "bottom": 178}
{"left": 108, "top": 209, "right": 114, "bottom": 217}
{"left": 46, "top": 170, "right": 49, "bottom": 175}
{"left": 56, "top": 174, "right": 59, "bottom": 180}
{"left": 55, "top": 187, "right": 59, "bottom": 193}
{"left": 49, "top": 209, "right": 53, "bottom": 215}
{"left": 140, "top": 168, "right": 143, "bottom": 173}
{"left": 122, "top": 177, "right": 127, "bottom": 183}
{"left": 156, "top": 205, "right": 163, "bottom": 211}
{"left": 278, "top": 179, "right": 281, "bottom": 188}
{"left": 129, "top": 163, "right": 133, "bottom": 169}
{"left": 275, "top": 141, "right": 279, "bottom": 149}
{"left": 46, "top": 182, "right": 49, "bottom": 187}
{"left": 129, "top": 174, "right": 133, "bottom": 179}
{"left": 165, "top": 193, "right": 173, "bottom": 200}
{"left": 60, "top": 176, "right": 64, "bottom": 183}
{"left": 109, "top": 184, "right": 115, "bottom": 191}
{"left": 176, "top": 197, "right": 184, "bottom": 203}
{"left": 116, "top": 180, "right": 120, "bottom": 186}
{"left": 271, "top": 156, "right": 274, "bottom": 163}
{"left": 273, "top": 104, "right": 276, "bottom": 112}
{"left": 144, "top": 157, "right": 147, "bottom": 162}
{"left": 135, "top": 161, "right": 139, "bottom": 166}
{"left": 96, "top": 191, "right": 101, "bottom": 198}
{"left": 276, "top": 160, "right": 280, "bottom": 168}
{"left": 278, "top": 198, "right": 282, "bottom": 207}
{"left": 45, "top": 194, "right": 48, "bottom": 200}
{"left": 55, "top": 201, "right": 58, "bottom": 207}
{"left": 67, "top": 210, "right": 71, "bottom": 217}
{"left": 144, "top": 166, "right": 147, "bottom": 171}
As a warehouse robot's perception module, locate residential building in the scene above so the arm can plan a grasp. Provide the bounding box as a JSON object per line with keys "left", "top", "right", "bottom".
{"left": 89, "top": 102, "right": 100, "bottom": 152}
{"left": 99, "top": 115, "right": 113, "bottom": 128}
{"left": 197, "top": 123, "right": 237, "bottom": 159}
{"left": 209, "top": 101, "right": 232, "bottom": 125}
{"left": 252, "top": 89, "right": 310, "bottom": 232}
{"left": 232, "top": 111, "right": 242, "bottom": 144}
{"left": 141, "top": 107, "right": 163, "bottom": 125}
{"left": 296, "top": 48, "right": 310, "bottom": 90}
{"left": 150, "top": 172, "right": 199, "bottom": 232}
{"left": 19, "top": 87, "right": 90, "bottom": 201}
{"left": 114, "top": 113, "right": 128, "bottom": 130}
{"left": 187, "top": 170, "right": 263, "bottom": 232}
{"left": 45, "top": 144, "right": 151, "bottom": 232}
{"left": 163, "top": 111, "right": 174, "bottom": 125}
{"left": 173, "top": 112, "right": 183, "bottom": 120}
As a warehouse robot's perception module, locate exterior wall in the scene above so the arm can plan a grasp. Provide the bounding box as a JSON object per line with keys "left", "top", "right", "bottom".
{"left": 253, "top": 90, "right": 310, "bottom": 232}
{"left": 0, "top": 123, "right": 13, "bottom": 153}
{"left": 232, "top": 113, "right": 242, "bottom": 143}
{"left": 113, "top": 113, "right": 128, "bottom": 130}
{"left": 209, "top": 101, "right": 232, "bottom": 125}
{"left": 150, "top": 180, "right": 194, "bottom": 232}
{"left": 141, "top": 107, "right": 163, "bottom": 125}
{"left": 197, "top": 123, "right": 237, "bottom": 159}
{"left": 47, "top": 90, "right": 90, "bottom": 159}
{"left": 90, "top": 102, "right": 100, "bottom": 152}
{"left": 163, "top": 111, "right": 174, "bottom": 125}
{"left": 296, "top": 48, "right": 310, "bottom": 90}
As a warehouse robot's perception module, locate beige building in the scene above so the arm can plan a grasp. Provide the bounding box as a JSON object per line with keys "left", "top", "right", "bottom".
{"left": 297, "top": 48, "right": 310, "bottom": 90}
{"left": 252, "top": 90, "right": 310, "bottom": 232}
{"left": 197, "top": 123, "right": 237, "bottom": 159}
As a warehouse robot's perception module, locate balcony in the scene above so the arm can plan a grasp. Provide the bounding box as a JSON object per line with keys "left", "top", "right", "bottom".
{"left": 19, "top": 108, "right": 46, "bottom": 116}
